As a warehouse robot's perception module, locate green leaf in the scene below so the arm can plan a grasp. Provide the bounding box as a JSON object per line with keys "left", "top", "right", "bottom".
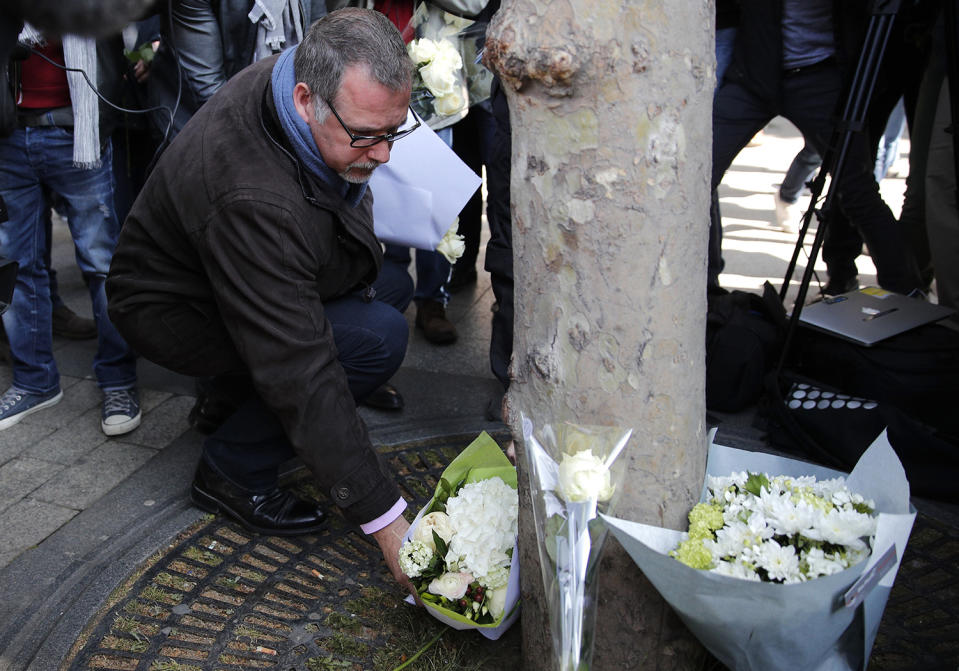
{"left": 432, "top": 530, "right": 449, "bottom": 559}
{"left": 744, "top": 472, "right": 770, "bottom": 497}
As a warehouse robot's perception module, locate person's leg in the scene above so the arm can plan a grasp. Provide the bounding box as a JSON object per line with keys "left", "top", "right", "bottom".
{"left": 787, "top": 65, "right": 922, "bottom": 294}
{"left": 874, "top": 97, "right": 906, "bottom": 182}
{"left": 485, "top": 78, "right": 513, "bottom": 395}
{"left": 49, "top": 138, "right": 139, "bottom": 397}
{"left": 780, "top": 143, "right": 822, "bottom": 204}
{"left": 899, "top": 50, "right": 945, "bottom": 291}
{"left": 449, "top": 110, "right": 483, "bottom": 290}
{"left": 710, "top": 79, "right": 773, "bottom": 288}
{"left": 714, "top": 26, "right": 737, "bottom": 91}
{"left": 0, "top": 129, "right": 60, "bottom": 396}
{"left": 112, "top": 298, "right": 324, "bottom": 533}
{"left": 925, "top": 77, "right": 959, "bottom": 310}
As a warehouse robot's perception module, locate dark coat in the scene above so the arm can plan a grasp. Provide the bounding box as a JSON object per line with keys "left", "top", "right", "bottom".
{"left": 107, "top": 55, "right": 401, "bottom": 525}
{"left": 724, "top": 0, "right": 871, "bottom": 103}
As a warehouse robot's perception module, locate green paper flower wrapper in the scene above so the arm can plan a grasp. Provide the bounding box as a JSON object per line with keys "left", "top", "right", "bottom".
{"left": 400, "top": 432, "right": 520, "bottom": 640}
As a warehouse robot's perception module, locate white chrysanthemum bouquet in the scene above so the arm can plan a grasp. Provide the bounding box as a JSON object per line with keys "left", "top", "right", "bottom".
{"left": 670, "top": 471, "right": 877, "bottom": 584}
{"left": 399, "top": 432, "right": 520, "bottom": 639}
{"left": 602, "top": 430, "right": 916, "bottom": 671}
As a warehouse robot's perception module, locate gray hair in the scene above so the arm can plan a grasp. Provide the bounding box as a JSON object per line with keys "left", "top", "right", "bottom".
{"left": 294, "top": 8, "right": 413, "bottom": 123}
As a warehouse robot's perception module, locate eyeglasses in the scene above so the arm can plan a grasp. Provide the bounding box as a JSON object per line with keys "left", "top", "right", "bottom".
{"left": 325, "top": 99, "right": 421, "bottom": 148}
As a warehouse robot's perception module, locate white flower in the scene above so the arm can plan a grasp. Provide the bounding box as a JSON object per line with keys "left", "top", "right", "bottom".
{"left": 711, "top": 559, "right": 761, "bottom": 581}
{"left": 477, "top": 563, "right": 510, "bottom": 590}
{"left": 674, "top": 470, "right": 876, "bottom": 583}
{"left": 444, "top": 476, "right": 518, "bottom": 581}
{"left": 428, "top": 571, "right": 473, "bottom": 600}
{"left": 433, "top": 90, "right": 466, "bottom": 117}
{"left": 419, "top": 57, "right": 458, "bottom": 96}
{"left": 802, "top": 547, "right": 846, "bottom": 579}
{"left": 407, "top": 38, "right": 438, "bottom": 65}
{"left": 761, "top": 489, "right": 819, "bottom": 536}
{"left": 436, "top": 220, "right": 465, "bottom": 263}
{"left": 810, "top": 508, "right": 876, "bottom": 550}
{"left": 398, "top": 539, "right": 434, "bottom": 579}
{"left": 557, "top": 449, "right": 614, "bottom": 502}
{"left": 412, "top": 511, "right": 455, "bottom": 551}
{"left": 752, "top": 539, "right": 802, "bottom": 583}
{"left": 487, "top": 584, "right": 509, "bottom": 619}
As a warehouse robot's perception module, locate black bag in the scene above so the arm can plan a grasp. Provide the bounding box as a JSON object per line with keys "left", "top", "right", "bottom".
{"left": 706, "top": 282, "right": 787, "bottom": 412}
{"left": 790, "top": 322, "right": 959, "bottom": 438}
{"left": 763, "top": 370, "right": 959, "bottom": 503}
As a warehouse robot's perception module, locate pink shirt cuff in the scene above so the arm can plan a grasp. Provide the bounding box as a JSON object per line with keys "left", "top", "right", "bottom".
{"left": 360, "top": 497, "right": 407, "bottom": 535}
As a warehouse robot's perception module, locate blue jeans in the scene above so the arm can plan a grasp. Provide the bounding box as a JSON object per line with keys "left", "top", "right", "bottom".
{"left": 780, "top": 142, "right": 822, "bottom": 204}
{"left": 0, "top": 127, "right": 136, "bottom": 394}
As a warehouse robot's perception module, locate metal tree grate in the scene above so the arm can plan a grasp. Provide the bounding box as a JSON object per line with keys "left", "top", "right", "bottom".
{"left": 65, "top": 433, "right": 519, "bottom": 671}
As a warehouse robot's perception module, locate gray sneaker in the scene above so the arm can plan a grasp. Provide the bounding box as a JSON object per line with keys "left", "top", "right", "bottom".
{"left": 101, "top": 387, "right": 141, "bottom": 436}
{"left": 0, "top": 386, "right": 63, "bottom": 431}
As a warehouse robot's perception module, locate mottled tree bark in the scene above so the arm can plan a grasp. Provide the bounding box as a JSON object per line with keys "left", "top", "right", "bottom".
{"left": 485, "top": 1, "right": 714, "bottom": 668}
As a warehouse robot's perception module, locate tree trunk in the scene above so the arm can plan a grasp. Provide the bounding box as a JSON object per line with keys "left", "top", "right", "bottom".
{"left": 485, "top": 1, "right": 713, "bottom": 668}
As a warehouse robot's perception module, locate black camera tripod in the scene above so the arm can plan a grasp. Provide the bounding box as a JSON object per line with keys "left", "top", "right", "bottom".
{"left": 775, "top": 0, "right": 910, "bottom": 378}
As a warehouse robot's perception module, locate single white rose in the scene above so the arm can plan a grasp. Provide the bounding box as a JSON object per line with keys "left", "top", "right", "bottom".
{"left": 412, "top": 511, "right": 455, "bottom": 551}
{"left": 436, "top": 220, "right": 465, "bottom": 263}
{"left": 407, "top": 38, "right": 438, "bottom": 65}
{"left": 433, "top": 90, "right": 466, "bottom": 117}
{"left": 487, "top": 584, "right": 509, "bottom": 620}
{"left": 419, "top": 58, "right": 458, "bottom": 96}
{"left": 557, "top": 449, "right": 615, "bottom": 502}
{"left": 432, "top": 39, "right": 463, "bottom": 70}
{"left": 427, "top": 571, "right": 473, "bottom": 600}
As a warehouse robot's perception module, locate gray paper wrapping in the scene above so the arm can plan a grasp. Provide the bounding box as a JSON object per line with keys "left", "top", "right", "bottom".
{"left": 602, "top": 430, "right": 915, "bottom": 671}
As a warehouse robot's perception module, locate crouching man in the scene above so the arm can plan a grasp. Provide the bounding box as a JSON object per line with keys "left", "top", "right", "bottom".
{"left": 107, "top": 8, "right": 420, "bottom": 592}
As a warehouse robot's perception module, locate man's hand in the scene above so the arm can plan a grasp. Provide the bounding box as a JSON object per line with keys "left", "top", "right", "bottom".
{"left": 372, "top": 515, "right": 421, "bottom": 603}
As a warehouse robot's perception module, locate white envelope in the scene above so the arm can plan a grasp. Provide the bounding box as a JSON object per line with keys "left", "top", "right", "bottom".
{"left": 369, "top": 116, "right": 482, "bottom": 250}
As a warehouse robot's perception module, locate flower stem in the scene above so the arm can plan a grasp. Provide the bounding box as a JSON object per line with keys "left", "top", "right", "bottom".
{"left": 392, "top": 628, "right": 446, "bottom": 671}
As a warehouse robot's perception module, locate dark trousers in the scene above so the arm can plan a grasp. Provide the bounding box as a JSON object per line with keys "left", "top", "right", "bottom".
{"left": 711, "top": 62, "right": 922, "bottom": 294}
{"left": 116, "top": 258, "right": 413, "bottom": 491}
{"left": 484, "top": 79, "right": 513, "bottom": 389}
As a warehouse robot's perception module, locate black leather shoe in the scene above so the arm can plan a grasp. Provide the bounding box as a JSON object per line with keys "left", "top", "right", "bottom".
{"left": 190, "top": 460, "right": 327, "bottom": 536}
{"left": 359, "top": 382, "right": 404, "bottom": 411}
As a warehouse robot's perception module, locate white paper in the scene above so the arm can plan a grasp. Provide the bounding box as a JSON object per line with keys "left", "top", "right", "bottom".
{"left": 369, "top": 116, "right": 482, "bottom": 250}
{"left": 601, "top": 430, "right": 916, "bottom": 671}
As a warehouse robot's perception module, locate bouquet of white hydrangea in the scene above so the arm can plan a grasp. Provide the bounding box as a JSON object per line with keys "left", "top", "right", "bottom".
{"left": 602, "top": 430, "right": 916, "bottom": 671}
{"left": 399, "top": 432, "right": 520, "bottom": 639}
{"left": 670, "top": 471, "right": 878, "bottom": 584}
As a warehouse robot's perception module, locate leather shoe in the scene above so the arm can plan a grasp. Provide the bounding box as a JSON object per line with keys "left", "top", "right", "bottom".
{"left": 52, "top": 304, "right": 97, "bottom": 340}
{"left": 359, "top": 382, "right": 404, "bottom": 411}
{"left": 448, "top": 265, "right": 477, "bottom": 293}
{"left": 190, "top": 460, "right": 327, "bottom": 536}
{"left": 822, "top": 276, "right": 859, "bottom": 296}
{"left": 415, "top": 299, "right": 458, "bottom": 344}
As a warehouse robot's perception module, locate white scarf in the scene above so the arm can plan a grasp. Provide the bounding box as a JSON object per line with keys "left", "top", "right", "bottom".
{"left": 248, "top": 0, "right": 305, "bottom": 62}
{"left": 18, "top": 25, "right": 100, "bottom": 169}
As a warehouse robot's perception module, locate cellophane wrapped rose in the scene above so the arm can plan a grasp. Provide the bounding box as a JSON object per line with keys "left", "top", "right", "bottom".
{"left": 405, "top": 4, "right": 482, "bottom": 130}
{"left": 521, "top": 416, "right": 633, "bottom": 671}
{"left": 398, "top": 432, "right": 520, "bottom": 639}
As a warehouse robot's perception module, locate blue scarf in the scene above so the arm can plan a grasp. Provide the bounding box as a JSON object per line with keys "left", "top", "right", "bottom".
{"left": 271, "top": 46, "right": 367, "bottom": 207}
